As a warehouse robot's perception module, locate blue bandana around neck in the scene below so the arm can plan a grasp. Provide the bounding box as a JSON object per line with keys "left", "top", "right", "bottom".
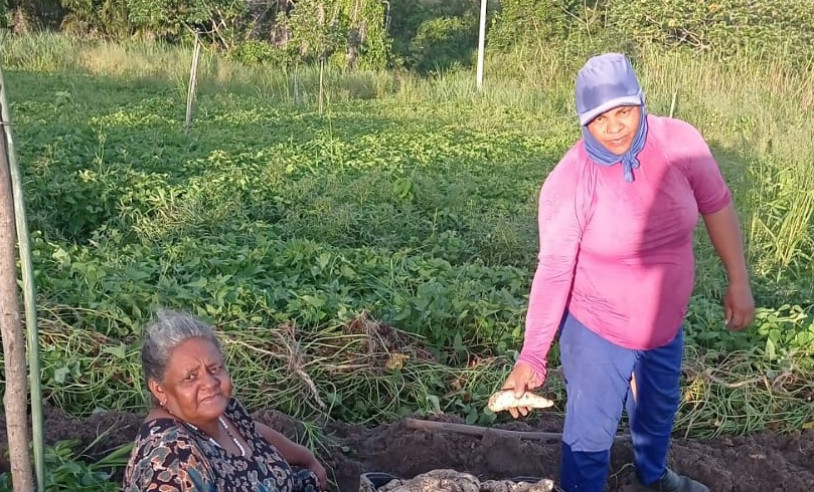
{"left": 582, "top": 108, "right": 648, "bottom": 183}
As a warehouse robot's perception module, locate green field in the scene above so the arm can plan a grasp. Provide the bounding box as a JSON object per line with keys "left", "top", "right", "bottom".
{"left": 2, "top": 31, "right": 814, "bottom": 453}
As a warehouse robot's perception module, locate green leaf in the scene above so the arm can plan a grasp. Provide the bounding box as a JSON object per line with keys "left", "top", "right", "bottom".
{"left": 765, "top": 338, "right": 777, "bottom": 361}
{"left": 54, "top": 366, "right": 70, "bottom": 384}
{"left": 188, "top": 277, "right": 208, "bottom": 288}
{"left": 101, "top": 344, "right": 127, "bottom": 359}
{"left": 426, "top": 394, "right": 441, "bottom": 413}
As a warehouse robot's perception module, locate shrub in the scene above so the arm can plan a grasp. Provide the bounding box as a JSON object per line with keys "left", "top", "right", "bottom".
{"left": 386, "top": 0, "right": 474, "bottom": 64}
{"left": 606, "top": 0, "right": 814, "bottom": 60}
{"left": 409, "top": 14, "right": 478, "bottom": 74}
{"left": 229, "top": 39, "right": 291, "bottom": 66}
{"left": 488, "top": 0, "right": 583, "bottom": 50}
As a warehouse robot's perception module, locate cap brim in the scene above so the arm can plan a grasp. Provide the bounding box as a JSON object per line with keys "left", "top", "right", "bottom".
{"left": 579, "top": 96, "right": 643, "bottom": 126}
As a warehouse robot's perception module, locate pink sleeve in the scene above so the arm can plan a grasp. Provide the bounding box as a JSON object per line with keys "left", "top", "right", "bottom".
{"left": 673, "top": 120, "right": 732, "bottom": 214}
{"left": 516, "top": 156, "right": 584, "bottom": 382}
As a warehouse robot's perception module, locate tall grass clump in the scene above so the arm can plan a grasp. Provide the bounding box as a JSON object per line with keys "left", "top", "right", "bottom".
{"left": 0, "top": 31, "right": 79, "bottom": 71}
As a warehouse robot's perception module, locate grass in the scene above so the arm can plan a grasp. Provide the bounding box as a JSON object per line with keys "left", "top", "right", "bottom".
{"left": 0, "top": 32, "right": 813, "bottom": 444}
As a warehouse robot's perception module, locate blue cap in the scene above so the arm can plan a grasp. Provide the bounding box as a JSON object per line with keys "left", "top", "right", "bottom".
{"left": 576, "top": 53, "right": 644, "bottom": 126}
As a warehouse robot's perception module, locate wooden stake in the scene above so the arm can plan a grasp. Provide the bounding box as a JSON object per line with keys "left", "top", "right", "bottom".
{"left": 0, "top": 86, "right": 35, "bottom": 492}
{"left": 185, "top": 32, "right": 203, "bottom": 136}
{"left": 319, "top": 57, "right": 325, "bottom": 115}
{"left": 476, "top": 0, "right": 487, "bottom": 91}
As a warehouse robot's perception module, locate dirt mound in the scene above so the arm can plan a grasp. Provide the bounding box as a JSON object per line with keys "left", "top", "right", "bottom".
{"left": 2, "top": 406, "right": 813, "bottom": 491}
{"left": 0, "top": 405, "right": 141, "bottom": 471}
{"left": 321, "top": 413, "right": 814, "bottom": 492}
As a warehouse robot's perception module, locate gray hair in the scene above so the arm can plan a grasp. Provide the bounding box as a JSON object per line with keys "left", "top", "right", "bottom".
{"left": 141, "top": 310, "right": 223, "bottom": 386}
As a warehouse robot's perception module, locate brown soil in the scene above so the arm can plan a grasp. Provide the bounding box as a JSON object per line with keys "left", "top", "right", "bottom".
{"left": 2, "top": 406, "right": 813, "bottom": 491}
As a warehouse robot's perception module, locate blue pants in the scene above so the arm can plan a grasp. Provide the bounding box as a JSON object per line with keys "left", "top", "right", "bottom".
{"left": 559, "top": 313, "right": 683, "bottom": 492}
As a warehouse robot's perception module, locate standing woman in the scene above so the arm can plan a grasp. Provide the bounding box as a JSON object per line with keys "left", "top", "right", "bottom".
{"left": 501, "top": 53, "right": 754, "bottom": 492}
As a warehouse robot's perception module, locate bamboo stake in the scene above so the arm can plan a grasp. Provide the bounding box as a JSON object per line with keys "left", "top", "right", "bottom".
{"left": 0, "top": 70, "right": 36, "bottom": 492}
{"left": 318, "top": 2, "right": 325, "bottom": 115}
{"left": 669, "top": 90, "right": 678, "bottom": 118}
{"left": 319, "top": 57, "right": 325, "bottom": 115}
{"left": 405, "top": 418, "right": 632, "bottom": 443}
{"left": 185, "top": 32, "right": 203, "bottom": 136}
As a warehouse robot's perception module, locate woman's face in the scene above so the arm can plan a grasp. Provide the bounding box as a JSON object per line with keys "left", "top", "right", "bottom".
{"left": 150, "top": 337, "right": 232, "bottom": 427}
{"left": 586, "top": 105, "right": 641, "bottom": 155}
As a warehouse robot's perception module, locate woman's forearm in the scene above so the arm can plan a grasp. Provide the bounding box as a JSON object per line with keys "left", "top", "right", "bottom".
{"left": 256, "top": 422, "right": 316, "bottom": 466}
{"left": 702, "top": 202, "right": 749, "bottom": 284}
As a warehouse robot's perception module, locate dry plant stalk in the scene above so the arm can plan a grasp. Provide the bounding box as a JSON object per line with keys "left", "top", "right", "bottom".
{"left": 276, "top": 322, "right": 326, "bottom": 409}
{"left": 223, "top": 323, "right": 326, "bottom": 409}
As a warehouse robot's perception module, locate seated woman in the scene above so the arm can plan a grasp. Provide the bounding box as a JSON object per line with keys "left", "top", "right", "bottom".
{"left": 123, "top": 310, "right": 328, "bottom": 492}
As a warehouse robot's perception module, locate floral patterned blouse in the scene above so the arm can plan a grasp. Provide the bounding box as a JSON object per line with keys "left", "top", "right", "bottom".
{"left": 122, "top": 398, "right": 319, "bottom": 492}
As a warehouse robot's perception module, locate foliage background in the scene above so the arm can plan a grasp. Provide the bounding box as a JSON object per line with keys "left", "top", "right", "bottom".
{"left": 4, "top": 0, "right": 813, "bottom": 68}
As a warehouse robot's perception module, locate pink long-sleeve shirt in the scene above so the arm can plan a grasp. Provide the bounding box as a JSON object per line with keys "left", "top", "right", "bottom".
{"left": 517, "top": 115, "right": 732, "bottom": 381}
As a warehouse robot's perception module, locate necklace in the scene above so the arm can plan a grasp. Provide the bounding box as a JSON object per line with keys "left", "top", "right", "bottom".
{"left": 218, "top": 416, "right": 247, "bottom": 457}
{"left": 180, "top": 413, "right": 247, "bottom": 457}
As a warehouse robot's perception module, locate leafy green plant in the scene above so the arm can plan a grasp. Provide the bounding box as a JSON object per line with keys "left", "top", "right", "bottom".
{"left": 755, "top": 305, "right": 814, "bottom": 364}
{"left": 0, "top": 440, "right": 132, "bottom": 491}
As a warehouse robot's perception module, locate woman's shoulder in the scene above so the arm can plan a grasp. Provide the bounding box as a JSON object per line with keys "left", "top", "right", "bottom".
{"left": 131, "top": 417, "right": 205, "bottom": 460}
{"left": 124, "top": 418, "right": 214, "bottom": 491}
{"left": 224, "top": 397, "right": 259, "bottom": 435}
{"left": 136, "top": 417, "right": 194, "bottom": 439}
{"left": 646, "top": 114, "right": 706, "bottom": 146}
{"left": 550, "top": 140, "right": 587, "bottom": 176}
{"left": 225, "top": 396, "right": 248, "bottom": 416}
